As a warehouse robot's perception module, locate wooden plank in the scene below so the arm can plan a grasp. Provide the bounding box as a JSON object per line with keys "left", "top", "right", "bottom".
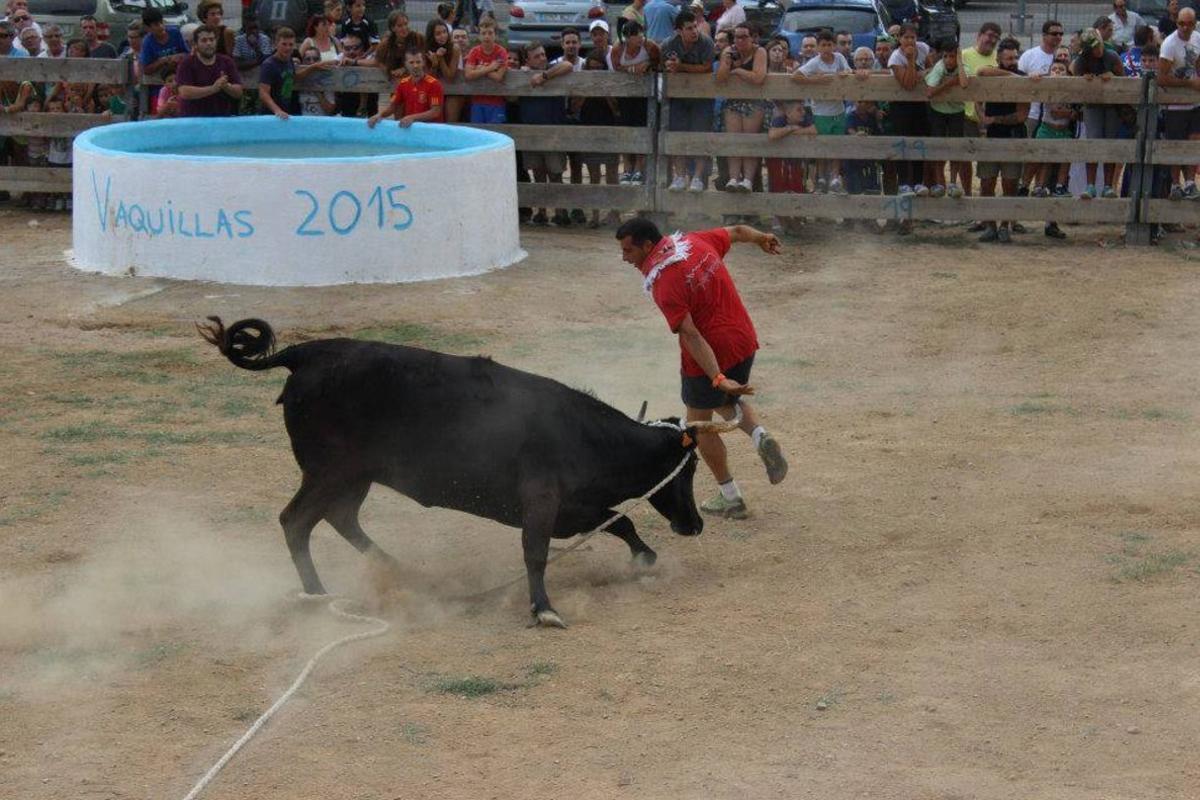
{"left": 1145, "top": 139, "right": 1200, "bottom": 166}
{"left": 1143, "top": 199, "right": 1200, "bottom": 224}
{"left": 661, "top": 132, "right": 1137, "bottom": 163}
{"left": 661, "top": 191, "right": 1131, "bottom": 223}
{"left": 0, "top": 166, "right": 73, "bottom": 192}
{"left": 1155, "top": 86, "right": 1200, "bottom": 106}
{"left": 467, "top": 123, "right": 651, "bottom": 154}
{"left": 0, "top": 112, "right": 125, "bottom": 138}
{"left": 0, "top": 56, "right": 128, "bottom": 85}
{"left": 518, "top": 182, "right": 652, "bottom": 209}
{"left": 665, "top": 73, "right": 1146, "bottom": 104}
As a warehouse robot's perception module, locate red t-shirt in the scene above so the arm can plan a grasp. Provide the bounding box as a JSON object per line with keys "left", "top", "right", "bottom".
{"left": 390, "top": 74, "right": 444, "bottom": 120}
{"left": 640, "top": 228, "right": 759, "bottom": 377}
{"left": 465, "top": 44, "right": 507, "bottom": 106}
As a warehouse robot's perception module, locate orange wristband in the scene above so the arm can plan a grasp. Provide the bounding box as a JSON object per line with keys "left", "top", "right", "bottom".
{"left": 711, "top": 373, "right": 726, "bottom": 389}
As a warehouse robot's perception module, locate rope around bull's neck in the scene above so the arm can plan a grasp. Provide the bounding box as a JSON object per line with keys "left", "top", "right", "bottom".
{"left": 179, "top": 420, "right": 693, "bottom": 800}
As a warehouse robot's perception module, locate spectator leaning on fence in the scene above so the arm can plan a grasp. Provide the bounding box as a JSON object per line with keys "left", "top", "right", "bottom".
{"left": 140, "top": 8, "right": 188, "bottom": 79}
{"left": 1071, "top": 27, "right": 1125, "bottom": 200}
{"left": 175, "top": 24, "right": 242, "bottom": 117}
{"left": 1017, "top": 19, "right": 1065, "bottom": 233}
{"left": 792, "top": 29, "right": 854, "bottom": 194}
{"left": 1158, "top": 6, "right": 1200, "bottom": 200}
{"left": 766, "top": 100, "right": 815, "bottom": 232}
{"left": 1031, "top": 59, "right": 1076, "bottom": 198}
{"left": 925, "top": 38, "right": 970, "bottom": 198}
{"left": 81, "top": 15, "right": 116, "bottom": 58}
{"left": 464, "top": 18, "right": 507, "bottom": 123}
{"left": 612, "top": 21, "right": 658, "bottom": 185}
{"left": 258, "top": 27, "right": 301, "bottom": 119}
{"left": 960, "top": 22, "right": 1000, "bottom": 203}
{"left": 1109, "top": 0, "right": 1145, "bottom": 51}
{"left": 518, "top": 41, "right": 574, "bottom": 226}
{"left": 716, "top": 22, "right": 767, "bottom": 193}
{"left": 887, "top": 23, "right": 931, "bottom": 205}
{"left": 662, "top": 9, "right": 715, "bottom": 192}
{"left": 976, "top": 37, "right": 1028, "bottom": 244}
{"left": 376, "top": 11, "right": 425, "bottom": 80}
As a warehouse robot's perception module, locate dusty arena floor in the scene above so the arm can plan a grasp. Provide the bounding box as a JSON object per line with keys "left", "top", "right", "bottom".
{"left": 2, "top": 211, "right": 1200, "bottom": 800}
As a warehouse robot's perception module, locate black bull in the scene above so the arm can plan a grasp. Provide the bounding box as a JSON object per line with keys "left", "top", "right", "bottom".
{"left": 199, "top": 317, "right": 738, "bottom": 627}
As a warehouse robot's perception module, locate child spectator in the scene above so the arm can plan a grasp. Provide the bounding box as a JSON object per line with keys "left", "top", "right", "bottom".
{"left": 887, "top": 22, "right": 931, "bottom": 204}
{"left": 1031, "top": 60, "right": 1076, "bottom": 197}
{"left": 793, "top": 29, "right": 851, "bottom": 193}
{"left": 298, "top": 45, "right": 336, "bottom": 115}
{"left": 845, "top": 99, "right": 882, "bottom": 197}
{"left": 368, "top": 48, "right": 443, "bottom": 127}
{"left": 925, "top": 39, "right": 970, "bottom": 198}
{"left": 154, "top": 73, "right": 179, "bottom": 117}
{"left": 424, "top": 20, "right": 462, "bottom": 121}
{"left": 139, "top": 7, "right": 189, "bottom": 80}
{"left": 340, "top": 0, "right": 378, "bottom": 54}
{"left": 45, "top": 93, "right": 71, "bottom": 211}
{"left": 23, "top": 93, "right": 49, "bottom": 210}
{"left": 578, "top": 50, "right": 622, "bottom": 227}
{"left": 464, "top": 18, "right": 507, "bottom": 123}
{"left": 766, "top": 100, "right": 815, "bottom": 234}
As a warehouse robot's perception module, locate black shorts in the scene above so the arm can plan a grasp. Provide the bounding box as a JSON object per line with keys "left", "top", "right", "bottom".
{"left": 1164, "top": 108, "right": 1200, "bottom": 140}
{"left": 669, "top": 99, "right": 715, "bottom": 133}
{"left": 928, "top": 109, "right": 964, "bottom": 137}
{"left": 681, "top": 355, "right": 754, "bottom": 410}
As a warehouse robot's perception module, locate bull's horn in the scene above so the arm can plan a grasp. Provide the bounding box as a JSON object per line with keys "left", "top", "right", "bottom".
{"left": 689, "top": 419, "right": 740, "bottom": 435}
{"left": 636, "top": 400, "right": 648, "bottom": 423}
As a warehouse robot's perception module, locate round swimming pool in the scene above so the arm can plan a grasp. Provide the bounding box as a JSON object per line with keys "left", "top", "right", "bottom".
{"left": 71, "top": 117, "right": 523, "bottom": 286}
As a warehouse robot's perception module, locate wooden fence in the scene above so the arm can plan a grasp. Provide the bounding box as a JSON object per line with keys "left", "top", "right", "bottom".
{"left": 2, "top": 58, "right": 1199, "bottom": 240}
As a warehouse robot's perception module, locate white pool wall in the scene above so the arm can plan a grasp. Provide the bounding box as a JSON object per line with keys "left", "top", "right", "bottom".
{"left": 71, "top": 117, "right": 523, "bottom": 286}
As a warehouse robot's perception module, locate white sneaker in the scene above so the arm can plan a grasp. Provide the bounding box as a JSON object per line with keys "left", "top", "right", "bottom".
{"left": 688, "top": 177, "right": 705, "bottom": 193}
{"left": 725, "top": 178, "right": 741, "bottom": 192}
{"left": 914, "top": 184, "right": 930, "bottom": 197}
{"left": 739, "top": 177, "right": 754, "bottom": 192}
{"left": 829, "top": 177, "right": 845, "bottom": 194}
{"left": 669, "top": 176, "right": 687, "bottom": 192}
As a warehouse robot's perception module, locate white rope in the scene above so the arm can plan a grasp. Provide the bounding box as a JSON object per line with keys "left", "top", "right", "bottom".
{"left": 179, "top": 599, "right": 389, "bottom": 800}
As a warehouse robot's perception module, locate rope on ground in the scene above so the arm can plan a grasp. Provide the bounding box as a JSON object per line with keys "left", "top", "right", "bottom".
{"left": 179, "top": 599, "right": 389, "bottom": 800}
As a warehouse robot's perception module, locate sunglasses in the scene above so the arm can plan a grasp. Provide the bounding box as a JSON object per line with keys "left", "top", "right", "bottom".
{"left": 1047, "top": 30, "right": 1064, "bottom": 36}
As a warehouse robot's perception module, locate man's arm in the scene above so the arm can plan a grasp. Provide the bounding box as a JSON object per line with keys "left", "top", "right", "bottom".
{"left": 723, "top": 224, "right": 782, "bottom": 254}
{"left": 677, "top": 314, "right": 754, "bottom": 395}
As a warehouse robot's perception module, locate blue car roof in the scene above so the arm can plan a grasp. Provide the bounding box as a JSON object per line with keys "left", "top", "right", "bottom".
{"left": 784, "top": 0, "right": 877, "bottom": 8}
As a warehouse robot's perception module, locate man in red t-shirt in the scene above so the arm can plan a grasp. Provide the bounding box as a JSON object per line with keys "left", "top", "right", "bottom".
{"left": 616, "top": 217, "right": 788, "bottom": 519}
{"left": 368, "top": 48, "right": 444, "bottom": 128}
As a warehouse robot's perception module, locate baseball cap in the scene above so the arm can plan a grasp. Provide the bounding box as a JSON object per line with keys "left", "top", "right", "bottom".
{"left": 589, "top": 19, "right": 609, "bottom": 33}
{"left": 1080, "top": 28, "right": 1101, "bottom": 49}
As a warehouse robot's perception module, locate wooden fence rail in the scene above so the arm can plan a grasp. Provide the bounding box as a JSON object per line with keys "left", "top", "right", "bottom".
{"left": 2, "top": 61, "right": 1199, "bottom": 236}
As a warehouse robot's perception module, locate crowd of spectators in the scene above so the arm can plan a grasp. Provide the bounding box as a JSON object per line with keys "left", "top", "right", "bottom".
{"left": 0, "top": 0, "right": 1198, "bottom": 238}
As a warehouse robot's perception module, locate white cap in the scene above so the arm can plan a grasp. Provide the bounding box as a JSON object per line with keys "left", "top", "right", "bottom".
{"left": 589, "top": 19, "right": 609, "bottom": 33}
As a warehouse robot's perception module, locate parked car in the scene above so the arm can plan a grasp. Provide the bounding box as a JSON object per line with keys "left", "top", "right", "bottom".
{"left": 775, "top": 0, "right": 890, "bottom": 59}
{"left": 26, "top": 0, "right": 189, "bottom": 45}
{"left": 255, "top": 0, "right": 403, "bottom": 36}
{"left": 508, "top": 0, "right": 607, "bottom": 52}
{"left": 702, "top": 0, "right": 785, "bottom": 40}
{"left": 880, "top": 0, "right": 958, "bottom": 43}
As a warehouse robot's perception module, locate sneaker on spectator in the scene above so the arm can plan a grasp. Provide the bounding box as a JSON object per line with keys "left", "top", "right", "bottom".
{"left": 1170, "top": 184, "right": 1185, "bottom": 201}
{"left": 1101, "top": 185, "right": 1117, "bottom": 199}
{"left": 688, "top": 177, "right": 706, "bottom": 193}
{"left": 669, "top": 176, "right": 687, "bottom": 192}
{"left": 979, "top": 225, "right": 999, "bottom": 243}
{"left": 739, "top": 177, "right": 754, "bottom": 193}
{"left": 551, "top": 210, "right": 571, "bottom": 226}
{"left": 618, "top": 172, "right": 634, "bottom": 185}
{"left": 899, "top": 185, "right": 915, "bottom": 198}
{"left": 1016, "top": 184, "right": 1030, "bottom": 197}
{"left": 815, "top": 178, "right": 828, "bottom": 194}
{"left": 947, "top": 183, "right": 963, "bottom": 199}
{"left": 930, "top": 184, "right": 946, "bottom": 198}
{"left": 1032, "top": 186, "right": 1050, "bottom": 198}
{"left": 914, "top": 184, "right": 930, "bottom": 197}
{"left": 1184, "top": 182, "right": 1199, "bottom": 200}
{"left": 570, "top": 208, "right": 586, "bottom": 225}
{"left": 1080, "top": 185, "right": 1096, "bottom": 201}
{"left": 630, "top": 171, "right": 644, "bottom": 184}
{"left": 997, "top": 226, "right": 1012, "bottom": 244}
{"left": 531, "top": 210, "right": 549, "bottom": 225}
{"left": 966, "top": 220, "right": 987, "bottom": 232}
{"left": 1052, "top": 184, "right": 1070, "bottom": 197}
{"left": 725, "top": 178, "right": 742, "bottom": 192}
{"left": 829, "top": 177, "right": 845, "bottom": 194}
{"left": 1011, "top": 222, "right": 1028, "bottom": 234}
{"left": 1044, "top": 223, "right": 1066, "bottom": 240}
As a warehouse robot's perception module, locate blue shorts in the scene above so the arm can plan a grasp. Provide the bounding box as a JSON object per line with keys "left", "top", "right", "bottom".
{"left": 470, "top": 104, "right": 506, "bottom": 124}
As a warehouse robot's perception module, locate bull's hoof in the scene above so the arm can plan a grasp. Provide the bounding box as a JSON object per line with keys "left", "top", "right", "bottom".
{"left": 632, "top": 550, "right": 657, "bottom": 569}
{"left": 530, "top": 606, "right": 568, "bottom": 628}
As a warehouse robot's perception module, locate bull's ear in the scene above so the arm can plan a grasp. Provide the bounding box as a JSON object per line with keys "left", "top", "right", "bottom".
{"left": 681, "top": 429, "right": 696, "bottom": 449}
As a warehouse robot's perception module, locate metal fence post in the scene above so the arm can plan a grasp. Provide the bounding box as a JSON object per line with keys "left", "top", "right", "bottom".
{"left": 648, "top": 72, "right": 670, "bottom": 229}
{"left": 1125, "top": 72, "right": 1157, "bottom": 245}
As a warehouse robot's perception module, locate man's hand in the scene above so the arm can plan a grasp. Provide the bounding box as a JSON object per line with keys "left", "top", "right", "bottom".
{"left": 531, "top": 71, "right": 545, "bottom": 86}
{"left": 214, "top": 74, "right": 229, "bottom": 89}
{"left": 367, "top": 112, "right": 381, "bottom": 127}
{"left": 757, "top": 232, "right": 781, "bottom": 255}
{"left": 275, "top": 109, "right": 290, "bottom": 120}
{"left": 398, "top": 113, "right": 416, "bottom": 127}
{"left": 715, "top": 377, "right": 755, "bottom": 396}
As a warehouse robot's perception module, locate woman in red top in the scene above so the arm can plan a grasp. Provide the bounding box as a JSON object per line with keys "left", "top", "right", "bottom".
{"left": 615, "top": 217, "right": 789, "bottom": 519}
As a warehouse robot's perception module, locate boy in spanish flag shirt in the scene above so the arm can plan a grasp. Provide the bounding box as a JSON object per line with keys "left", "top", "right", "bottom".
{"left": 616, "top": 217, "right": 789, "bottom": 519}
{"left": 368, "top": 48, "right": 443, "bottom": 127}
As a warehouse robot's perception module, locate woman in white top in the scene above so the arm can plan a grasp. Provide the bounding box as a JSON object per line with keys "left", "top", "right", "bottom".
{"left": 611, "top": 21, "right": 659, "bottom": 183}
{"left": 302, "top": 14, "right": 341, "bottom": 63}
{"left": 714, "top": 0, "right": 746, "bottom": 35}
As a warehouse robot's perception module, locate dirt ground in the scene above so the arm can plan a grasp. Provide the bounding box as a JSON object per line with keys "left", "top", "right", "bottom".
{"left": 2, "top": 209, "right": 1200, "bottom": 800}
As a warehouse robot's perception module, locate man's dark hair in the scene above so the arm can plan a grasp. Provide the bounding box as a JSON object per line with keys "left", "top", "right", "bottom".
{"left": 1042, "top": 19, "right": 1062, "bottom": 34}
{"left": 935, "top": 37, "right": 958, "bottom": 53}
{"left": 522, "top": 40, "right": 544, "bottom": 57}
{"left": 615, "top": 217, "right": 663, "bottom": 246}
{"left": 834, "top": 29, "right": 851, "bottom": 39}
{"left": 997, "top": 36, "right": 1020, "bottom": 55}
{"left": 1133, "top": 23, "right": 1153, "bottom": 46}
{"left": 1093, "top": 15, "right": 1113, "bottom": 30}
{"left": 674, "top": 9, "right": 695, "bottom": 29}
{"left": 79, "top": 14, "right": 97, "bottom": 23}
{"left": 624, "top": 20, "right": 644, "bottom": 38}
{"left": 978, "top": 21, "right": 1001, "bottom": 37}
{"left": 898, "top": 22, "right": 918, "bottom": 38}
{"left": 1141, "top": 43, "right": 1158, "bottom": 58}
{"left": 436, "top": 2, "right": 453, "bottom": 19}
{"left": 561, "top": 26, "right": 580, "bottom": 41}
{"left": 404, "top": 45, "right": 424, "bottom": 58}
{"left": 141, "top": 7, "right": 164, "bottom": 25}
{"left": 817, "top": 29, "right": 834, "bottom": 44}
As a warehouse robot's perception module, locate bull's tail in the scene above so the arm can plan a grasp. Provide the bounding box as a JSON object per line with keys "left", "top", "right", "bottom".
{"left": 197, "top": 316, "right": 290, "bottom": 372}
